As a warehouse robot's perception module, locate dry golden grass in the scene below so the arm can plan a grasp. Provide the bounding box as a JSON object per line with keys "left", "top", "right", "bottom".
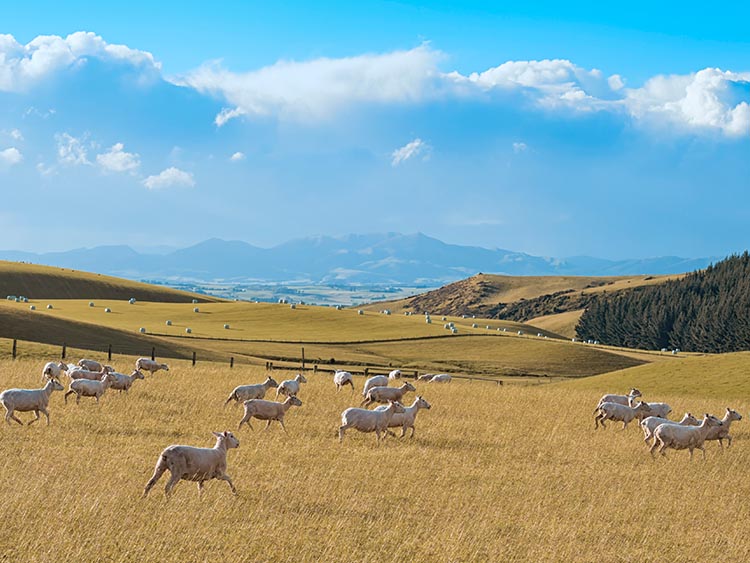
{"left": 2, "top": 356, "right": 750, "bottom": 562}
{"left": 526, "top": 308, "right": 584, "bottom": 338}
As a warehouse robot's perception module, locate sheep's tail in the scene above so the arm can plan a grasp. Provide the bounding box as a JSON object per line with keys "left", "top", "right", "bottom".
{"left": 143, "top": 454, "right": 169, "bottom": 498}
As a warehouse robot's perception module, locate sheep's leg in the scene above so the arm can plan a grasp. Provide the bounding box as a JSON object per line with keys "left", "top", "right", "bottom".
{"left": 264, "top": 420, "right": 272, "bottom": 432}
{"left": 7, "top": 411, "right": 23, "bottom": 425}
{"left": 620, "top": 420, "right": 629, "bottom": 430}
{"left": 643, "top": 430, "right": 652, "bottom": 444}
{"left": 699, "top": 445, "right": 707, "bottom": 460}
{"left": 727, "top": 435, "right": 733, "bottom": 447}
{"left": 275, "top": 388, "right": 282, "bottom": 399}
{"left": 142, "top": 458, "right": 168, "bottom": 498}
{"left": 237, "top": 414, "right": 254, "bottom": 431}
{"left": 400, "top": 424, "right": 407, "bottom": 439}
{"left": 278, "top": 419, "right": 287, "bottom": 434}
{"left": 594, "top": 413, "right": 602, "bottom": 429}
{"left": 375, "top": 428, "right": 382, "bottom": 443}
{"left": 218, "top": 473, "right": 236, "bottom": 495}
{"left": 385, "top": 429, "right": 397, "bottom": 438}
{"left": 164, "top": 473, "right": 181, "bottom": 497}
{"left": 41, "top": 407, "right": 50, "bottom": 426}
{"left": 27, "top": 410, "right": 41, "bottom": 426}
{"left": 410, "top": 425, "right": 416, "bottom": 439}
{"left": 717, "top": 437, "right": 724, "bottom": 449}
{"left": 197, "top": 481, "right": 205, "bottom": 497}
{"left": 223, "top": 396, "right": 234, "bottom": 408}
{"left": 64, "top": 390, "right": 75, "bottom": 404}
{"left": 75, "top": 394, "right": 81, "bottom": 405}
{"left": 338, "top": 424, "right": 350, "bottom": 443}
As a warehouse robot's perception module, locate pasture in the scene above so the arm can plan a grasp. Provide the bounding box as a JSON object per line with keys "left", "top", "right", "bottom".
{"left": 2, "top": 357, "right": 750, "bottom": 562}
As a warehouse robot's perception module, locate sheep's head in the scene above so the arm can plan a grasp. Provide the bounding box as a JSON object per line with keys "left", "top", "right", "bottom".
{"left": 727, "top": 408, "right": 742, "bottom": 422}
{"left": 683, "top": 412, "right": 699, "bottom": 425}
{"left": 49, "top": 379, "right": 64, "bottom": 391}
{"left": 635, "top": 402, "right": 652, "bottom": 413}
{"left": 629, "top": 388, "right": 642, "bottom": 398}
{"left": 132, "top": 370, "right": 145, "bottom": 380}
{"left": 160, "top": 364, "right": 169, "bottom": 371}
{"left": 404, "top": 382, "right": 416, "bottom": 392}
{"left": 266, "top": 377, "right": 279, "bottom": 387}
{"left": 297, "top": 373, "right": 307, "bottom": 383}
{"left": 214, "top": 431, "right": 240, "bottom": 449}
{"left": 102, "top": 373, "right": 117, "bottom": 385}
{"left": 389, "top": 401, "right": 406, "bottom": 414}
{"left": 289, "top": 396, "right": 303, "bottom": 407}
{"left": 104, "top": 366, "right": 114, "bottom": 373}
{"left": 416, "top": 396, "right": 431, "bottom": 410}
{"left": 704, "top": 414, "right": 723, "bottom": 427}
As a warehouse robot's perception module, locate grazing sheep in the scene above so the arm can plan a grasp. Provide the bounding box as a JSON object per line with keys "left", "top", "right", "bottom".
{"left": 388, "top": 369, "right": 402, "bottom": 380}
{"left": 224, "top": 377, "right": 279, "bottom": 406}
{"left": 594, "top": 401, "right": 653, "bottom": 430}
{"left": 596, "top": 388, "right": 642, "bottom": 409}
{"left": 361, "top": 382, "right": 416, "bottom": 407}
{"left": 135, "top": 358, "right": 169, "bottom": 376}
{"left": 109, "top": 370, "right": 146, "bottom": 394}
{"left": 42, "top": 361, "right": 68, "bottom": 382}
{"left": 238, "top": 396, "right": 303, "bottom": 432}
{"left": 429, "top": 374, "right": 452, "bottom": 383}
{"left": 418, "top": 373, "right": 435, "bottom": 382}
{"left": 376, "top": 396, "right": 432, "bottom": 438}
{"left": 641, "top": 413, "right": 700, "bottom": 444}
{"left": 333, "top": 370, "right": 355, "bottom": 392}
{"left": 339, "top": 400, "right": 406, "bottom": 443}
{"left": 142, "top": 431, "right": 240, "bottom": 498}
{"left": 362, "top": 375, "right": 389, "bottom": 398}
{"left": 639, "top": 402, "right": 672, "bottom": 418}
{"left": 65, "top": 373, "right": 116, "bottom": 404}
{"left": 276, "top": 373, "right": 307, "bottom": 399}
{"left": 651, "top": 414, "right": 724, "bottom": 459}
{"left": 704, "top": 408, "right": 743, "bottom": 448}
{"left": 1, "top": 379, "right": 64, "bottom": 426}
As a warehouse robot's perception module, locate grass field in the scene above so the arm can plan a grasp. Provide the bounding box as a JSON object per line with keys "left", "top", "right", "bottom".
{"left": 1, "top": 356, "right": 749, "bottom": 562}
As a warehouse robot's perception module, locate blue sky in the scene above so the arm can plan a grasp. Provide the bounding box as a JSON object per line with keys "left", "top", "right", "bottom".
{"left": 1, "top": 1, "right": 749, "bottom": 259}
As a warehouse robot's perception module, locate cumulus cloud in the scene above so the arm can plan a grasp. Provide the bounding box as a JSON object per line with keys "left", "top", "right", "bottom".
{"left": 0, "top": 31, "right": 161, "bottom": 92}
{"left": 0, "top": 147, "right": 22, "bottom": 166}
{"left": 230, "top": 151, "right": 246, "bottom": 161}
{"left": 55, "top": 133, "right": 91, "bottom": 166}
{"left": 96, "top": 142, "right": 140, "bottom": 173}
{"left": 174, "top": 44, "right": 444, "bottom": 124}
{"left": 608, "top": 74, "right": 625, "bottom": 91}
{"left": 142, "top": 167, "right": 195, "bottom": 190}
{"left": 391, "top": 138, "right": 429, "bottom": 166}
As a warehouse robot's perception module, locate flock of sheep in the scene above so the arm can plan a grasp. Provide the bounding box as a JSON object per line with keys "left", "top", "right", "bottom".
{"left": 0, "top": 360, "right": 450, "bottom": 498}
{"left": 593, "top": 388, "right": 742, "bottom": 459}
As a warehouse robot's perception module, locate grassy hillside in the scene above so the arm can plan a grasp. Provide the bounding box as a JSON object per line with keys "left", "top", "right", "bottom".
{"left": 526, "top": 309, "right": 584, "bottom": 338}
{"left": 0, "top": 261, "right": 221, "bottom": 302}
{"left": 1, "top": 357, "right": 749, "bottom": 562}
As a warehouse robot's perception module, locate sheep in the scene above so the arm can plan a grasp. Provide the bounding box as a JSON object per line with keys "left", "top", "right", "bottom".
{"left": 339, "top": 400, "right": 406, "bottom": 443}
{"left": 594, "top": 401, "right": 653, "bottom": 430}
{"left": 704, "top": 408, "right": 743, "bottom": 448}
{"left": 41, "top": 361, "right": 68, "bottom": 382}
{"left": 362, "top": 375, "right": 389, "bottom": 398}
{"left": 388, "top": 369, "right": 402, "bottom": 380}
{"left": 641, "top": 413, "right": 700, "bottom": 444}
{"left": 418, "top": 373, "right": 435, "bottom": 382}
{"left": 376, "top": 396, "right": 431, "bottom": 438}
{"left": 109, "top": 370, "right": 145, "bottom": 394}
{"left": 142, "top": 431, "right": 240, "bottom": 498}
{"left": 224, "top": 377, "right": 279, "bottom": 407}
{"left": 67, "top": 366, "right": 109, "bottom": 381}
{"left": 64, "top": 373, "right": 116, "bottom": 404}
{"left": 638, "top": 402, "right": 672, "bottom": 418}
{"left": 275, "top": 373, "right": 307, "bottom": 398}
{"left": 429, "top": 374, "right": 452, "bottom": 383}
{"left": 1, "top": 379, "right": 64, "bottom": 426}
{"left": 135, "top": 358, "right": 169, "bottom": 376}
{"left": 596, "top": 388, "right": 642, "bottom": 409}
{"left": 78, "top": 359, "right": 104, "bottom": 372}
{"left": 333, "top": 370, "right": 355, "bottom": 392}
{"left": 238, "top": 396, "right": 303, "bottom": 432}
{"left": 361, "top": 382, "right": 416, "bottom": 407}
{"left": 651, "top": 414, "right": 724, "bottom": 459}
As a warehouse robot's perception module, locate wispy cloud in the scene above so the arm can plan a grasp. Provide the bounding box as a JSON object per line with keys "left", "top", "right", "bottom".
{"left": 143, "top": 167, "right": 195, "bottom": 190}
{"left": 0, "top": 147, "right": 22, "bottom": 166}
{"left": 391, "top": 138, "right": 429, "bottom": 166}
{"left": 55, "top": 133, "right": 91, "bottom": 166}
{"left": 512, "top": 142, "right": 528, "bottom": 153}
{"left": 96, "top": 142, "right": 140, "bottom": 173}
{"left": 230, "top": 151, "right": 245, "bottom": 162}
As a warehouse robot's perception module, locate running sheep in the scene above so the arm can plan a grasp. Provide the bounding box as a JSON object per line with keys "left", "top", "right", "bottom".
{"left": 376, "top": 396, "right": 431, "bottom": 438}
{"left": 388, "top": 369, "right": 402, "bottom": 380}
{"left": 429, "top": 374, "right": 452, "bottom": 383}
{"left": 1, "top": 379, "right": 64, "bottom": 426}
{"left": 596, "top": 388, "right": 642, "bottom": 409}
{"left": 65, "top": 373, "right": 117, "bottom": 404}
{"left": 135, "top": 358, "right": 169, "bottom": 376}
{"left": 224, "top": 377, "right": 279, "bottom": 407}
{"left": 275, "top": 373, "right": 307, "bottom": 399}
{"left": 108, "top": 370, "right": 146, "bottom": 394}
{"left": 333, "top": 370, "right": 355, "bottom": 392}
{"left": 237, "top": 396, "right": 303, "bottom": 432}
{"left": 362, "top": 375, "right": 389, "bottom": 397}
{"left": 338, "top": 400, "right": 406, "bottom": 443}
{"left": 142, "top": 431, "right": 240, "bottom": 498}
{"left": 42, "top": 361, "right": 69, "bottom": 382}
{"left": 594, "top": 401, "right": 653, "bottom": 430}
{"left": 361, "top": 382, "right": 416, "bottom": 407}
{"left": 704, "top": 408, "right": 743, "bottom": 448}
{"left": 641, "top": 412, "right": 700, "bottom": 444}
{"left": 651, "top": 414, "right": 724, "bottom": 460}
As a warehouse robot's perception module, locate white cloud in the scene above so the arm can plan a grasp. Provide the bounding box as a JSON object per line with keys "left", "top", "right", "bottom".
{"left": 230, "top": 151, "right": 245, "bottom": 161}
{"left": 142, "top": 167, "right": 195, "bottom": 190}
{"left": 0, "top": 31, "right": 161, "bottom": 92}
{"left": 0, "top": 147, "right": 22, "bottom": 166}
{"left": 608, "top": 74, "right": 625, "bottom": 91}
{"left": 174, "top": 44, "right": 444, "bottom": 124}
{"left": 4, "top": 129, "right": 23, "bottom": 141}
{"left": 36, "top": 162, "right": 55, "bottom": 177}
{"left": 391, "top": 138, "right": 429, "bottom": 166}
{"left": 96, "top": 142, "right": 140, "bottom": 173}
{"left": 512, "top": 142, "right": 528, "bottom": 153}
{"left": 55, "top": 133, "right": 90, "bottom": 166}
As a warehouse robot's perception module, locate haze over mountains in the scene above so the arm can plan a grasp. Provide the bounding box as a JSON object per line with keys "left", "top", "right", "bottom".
{"left": 0, "top": 233, "right": 715, "bottom": 285}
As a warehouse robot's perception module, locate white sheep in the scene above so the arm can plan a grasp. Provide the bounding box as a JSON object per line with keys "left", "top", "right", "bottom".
{"left": 1, "top": 379, "right": 64, "bottom": 426}
{"left": 594, "top": 401, "right": 653, "bottom": 429}
{"left": 67, "top": 366, "right": 109, "bottom": 381}
{"left": 376, "top": 396, "right": 431, "bottom": 438}
{"left": 41, "top": 361, "right": 68, "bottom": 382}
{"left": 651, "top": 414, "right": 724, "bottom": 459}
{"left": 596, "top": 388, "right": 642, "bottom": 409}
{"left": 64, "top": 373, "right": 116, "bottom": 404}
{"left": 333, "top": 370, "right": 355, "bottom": 392}
{"left": 135, "top": 358, "right": 169, "bottom": 376}
{"left": 362, "top": 375, "right": 389, "bottom": 398}
{"left": 417, "top": 374, "right": 435, "bottom": 382}
{"left": 704, "top": 408, "right": 743, "bottom": 448}
{"left": 238, "top": 396, "right": 303, "bottom": 432}
{"left": 142, "top": 431, "right": 240, "bottom": 498}
{"left": 429, "top": 374, "right": 452, "bottom": 383}
{"left": 275, "top": 373, "right": 307, "bottom": 399}
{"left": 108, "top": 370, "right": 145, "bottom": 394}
{"left": 78, "top": 359, "right": 104, "bottom": 372}
{"left": 338, "top": 400, "right": 406, "bottom": 443}
{"left": 224, "top": 377, "right": 279, "bottom": 406}
{"left": 388, "top": 369, "right": 402, "bottom": 380}
{"left": 641, "top": 413, "right": 700, "bottom": 444}
{"left": 361, "top": 382, "right": 416, "bottom": 407}
{"left": 639, "top": 402, "right": 672, "bottom": 418}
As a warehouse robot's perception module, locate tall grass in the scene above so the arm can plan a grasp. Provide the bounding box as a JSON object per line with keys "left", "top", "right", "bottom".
{"left": 1, "top": 357, "right": 748, "bottom": 562}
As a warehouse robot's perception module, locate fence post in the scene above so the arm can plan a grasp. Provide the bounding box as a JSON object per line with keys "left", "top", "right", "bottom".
{"left": 108, "top": 344, "right": 112, "bottom": 362}
{"left": 12, "top": 339, "right": 17, "bottom": 360}
{"left": 151, "top": 347, "right": 155, "bottom": 361}
{"left": 364, "top": 367, "right": 369, "bottom": 377}
{"left": 269, "top": 362, "right": 273, "bottom": 371}
{"left": 313, "top": 364, "right": 318, "bottom": 373}
{"left": 230, "top": 357, "right": 234, "bottom": 368}
{"left": 61, "top": 343, "right": 66, "bottom": 360}
{"left": 301, "top": 347, "right": 305, "bottom": 371}
{"left": 192, "top": 351, "right": 196, "bottom": 366}
{"left": 414, "top": 370, "right": 418, "bottom": 379}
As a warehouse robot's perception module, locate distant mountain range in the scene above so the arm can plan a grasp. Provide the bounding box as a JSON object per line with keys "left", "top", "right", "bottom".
{"left": 0, "top": 233, "right": 717, "bottom": 285}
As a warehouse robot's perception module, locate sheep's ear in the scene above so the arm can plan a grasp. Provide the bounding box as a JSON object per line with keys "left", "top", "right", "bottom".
{"left": 223, "top": 431, "right": 229, "bottom": 437}
{"left": 212, "top": 431, "right": 222, "bottom": 438}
